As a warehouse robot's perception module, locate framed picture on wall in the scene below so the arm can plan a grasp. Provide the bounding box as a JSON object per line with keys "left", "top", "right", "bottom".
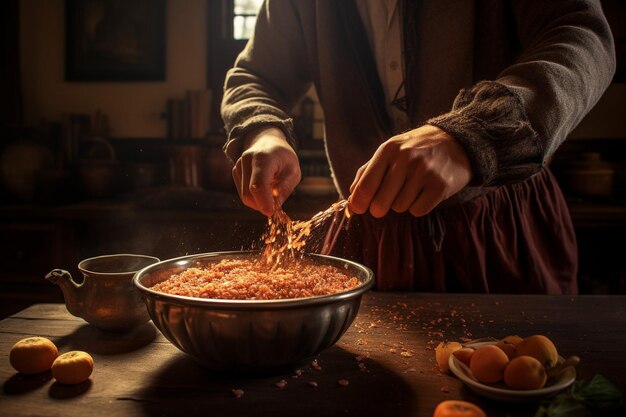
{"left": 65, "top": 0, "right": 166, "bottom": 81}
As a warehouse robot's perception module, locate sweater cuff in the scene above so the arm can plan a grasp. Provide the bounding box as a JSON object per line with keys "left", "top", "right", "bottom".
{"left": 223, "top": 114, "right": 298, "bottom": 164}
{"left": 427, "top": 81, "right": 543, "bottom": 186}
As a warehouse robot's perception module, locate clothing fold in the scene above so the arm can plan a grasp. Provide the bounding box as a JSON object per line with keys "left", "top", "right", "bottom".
{"left": 321, "top": 169, "right": 577, "bottom": 294}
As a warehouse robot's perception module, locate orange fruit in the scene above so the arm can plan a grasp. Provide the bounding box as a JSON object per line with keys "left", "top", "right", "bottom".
{"left": 470, "top": 345, "right": 509, "bottom": 384}
{"left": 51, "top": 351, "right": 94, "bottom": 385}
{"left": 433, "top": 400, "right": 487, "bottom": 417}
{"left": 435, "top": 341, "right": 463, "bottom": 373}
{"left": 496, "top": 341, "right": 516, "bottom": 360}
{"left": 9, "top": 336, "right": 58, "bottom": 374}
{"left": 501, "top": 335, "right": 523, "bottom": 346}
{"left": 452, "top": 347, "right": 475, "bottom": 367}
{"left": 496, "top": 335, "right": 522, "bottom": 360}
{"left": 515, "top": 335, "right": 558, "bottom": 368}
{"left": 504, "top": 355, "right": 547, "bottom": 390}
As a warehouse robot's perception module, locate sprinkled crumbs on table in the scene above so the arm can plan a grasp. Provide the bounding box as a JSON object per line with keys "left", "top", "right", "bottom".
{"left": 311, "top": 359, "right": 322, "bottom": 371}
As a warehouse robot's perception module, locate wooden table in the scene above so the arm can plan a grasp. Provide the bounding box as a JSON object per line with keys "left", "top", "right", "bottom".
{"left": 1, "top": 293, "right": 625, "bottom": 417}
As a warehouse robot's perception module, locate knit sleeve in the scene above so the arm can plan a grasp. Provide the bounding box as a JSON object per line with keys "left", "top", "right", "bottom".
{"left": 221, "top": 0, "right": 312, "bottom": 164}
{"left": 428, "top": 81, "right": 542, "bottom": 185}
{"left": 429, "top": 0, "right": 615, "bottom": 186}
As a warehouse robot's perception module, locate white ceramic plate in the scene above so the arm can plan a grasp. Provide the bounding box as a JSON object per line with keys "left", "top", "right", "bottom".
{"left": 448, "top": 340, "right": 576, "bottom": 403}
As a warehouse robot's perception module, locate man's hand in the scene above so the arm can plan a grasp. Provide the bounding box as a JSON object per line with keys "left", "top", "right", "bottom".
{"left": 348, "top": 125, "right": 472, "bottom": 218}
{"left": 232, "top": 126, "right": 301, "bottom": 217}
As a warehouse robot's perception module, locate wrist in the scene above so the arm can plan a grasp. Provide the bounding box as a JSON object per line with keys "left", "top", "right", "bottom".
{"left": 424, "top": 124, "right": 454, "bottom": 141}
{"left": 425, "top": 124, "right": 474, "bottom": 183}
{"left": 243, "top": 126, "right": 289, "bottom": 151}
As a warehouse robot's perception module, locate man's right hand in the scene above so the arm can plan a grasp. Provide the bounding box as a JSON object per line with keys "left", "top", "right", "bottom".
{"left": 232, "top": 126, "right": 301, "bottom": 217}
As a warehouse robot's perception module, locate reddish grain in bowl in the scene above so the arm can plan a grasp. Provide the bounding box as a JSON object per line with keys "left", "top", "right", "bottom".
{"left": 149, "top": 256, "right": 360, "bottom": 300}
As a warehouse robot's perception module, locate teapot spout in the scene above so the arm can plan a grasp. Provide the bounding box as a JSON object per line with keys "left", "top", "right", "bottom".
{"left": 45, "top": 269, "right": 85, "bottom": 317}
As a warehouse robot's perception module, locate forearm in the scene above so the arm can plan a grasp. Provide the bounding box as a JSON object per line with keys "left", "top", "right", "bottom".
{"left": 429, "top": 0, "right": 615, "bottom": 186}
{"left": 500, "top": 0, "right": 615, "bottom": 158}
{"left": 221, "top": 0, "right": 311, "bottom": 164}
{"left": 222, "top": 74, "right": 299, "bottom": 164}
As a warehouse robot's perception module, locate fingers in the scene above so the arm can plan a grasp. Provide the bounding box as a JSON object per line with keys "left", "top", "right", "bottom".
{"left": 409, "top": 181, "right": 445, "bottom": 217}
{"left": 232, "top": 159, "right": 248, "bottom": 204}
{"left": 369, "top": 159, "right": 441, "bottom": 218}
{"left": 350, "top": 156, "right": 445, "bottom": 218}
{"left": 249, "top": 156, "right": 277, "bottom": 217}
{"left": 347, "top": 125, "right": 472, "bottom": 218}
{"left": 233, "top": 156, "right": 260, "bottom": 213}
{"left": 233, "top": 151, "right": 301, "bottom": 217}
{"left": 368, "top": 162, "right": 407, "bottom": 218}
{"left": 350, "top": 163, "right": 368, "bottom": 194}
{"left": 275, "top": 165, "right": 302, "bottom": 206}
{"left": 391, "top": 162, "right": 427, "bottom": 213}
{"left": 349, "top": 153, "right": 389, "bottom": 215}
{"left": 231, "top": 129, "right": 303, "bottom": 216}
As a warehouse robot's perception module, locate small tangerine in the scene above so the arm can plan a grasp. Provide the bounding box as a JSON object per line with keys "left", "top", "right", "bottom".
{"left": 51, "top": 351, "right": 94, "bottom": 385}
{"left": 9, "top": 337, "right": 58, "bottom": 375}
{"left": 470, "top": 345, "right": 509, "bottom": 384}
{"left": 433, "top": 400, "right": 487, "bottom": 417}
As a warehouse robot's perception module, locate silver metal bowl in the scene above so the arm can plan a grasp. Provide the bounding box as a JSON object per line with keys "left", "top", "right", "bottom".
{"left": 133, "top": 251, "right": 374, "bottom": 373}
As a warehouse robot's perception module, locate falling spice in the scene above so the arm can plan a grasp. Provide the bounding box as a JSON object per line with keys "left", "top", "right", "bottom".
{"left": 263, "top": 197, "right": 351, "bottom": 269}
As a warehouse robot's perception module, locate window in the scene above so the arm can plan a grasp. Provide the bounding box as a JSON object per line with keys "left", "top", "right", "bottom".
{"left": 232, "top": 0, "right": 264, "bottom": 40}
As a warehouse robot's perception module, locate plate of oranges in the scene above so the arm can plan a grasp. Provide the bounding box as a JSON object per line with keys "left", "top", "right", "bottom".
{"left": 439, "top": 335, "right": 578, "bottom": 402}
